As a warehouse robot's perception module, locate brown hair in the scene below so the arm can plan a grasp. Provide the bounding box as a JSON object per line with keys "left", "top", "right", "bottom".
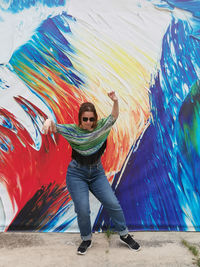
{"left": 78, "top": 102, "right": 98, "bottom": 128}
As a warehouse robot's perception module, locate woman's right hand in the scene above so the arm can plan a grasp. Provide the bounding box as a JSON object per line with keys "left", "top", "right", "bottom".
{"left": 42, "top": 119, "right": 57, "bottom": 134}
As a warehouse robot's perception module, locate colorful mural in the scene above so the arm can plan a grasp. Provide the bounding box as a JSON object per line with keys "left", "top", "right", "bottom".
{"left": 0, "top": 0, "right": 200, "bottom": 232}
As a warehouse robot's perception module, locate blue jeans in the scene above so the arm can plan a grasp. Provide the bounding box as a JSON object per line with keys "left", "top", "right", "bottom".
{"left": 66, "top": 159, "right": 128, "bottom": 241}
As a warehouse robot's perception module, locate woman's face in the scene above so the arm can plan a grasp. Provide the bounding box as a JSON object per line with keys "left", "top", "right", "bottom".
{"left": 80, "top": 111, "right": 95, "bottom": 131}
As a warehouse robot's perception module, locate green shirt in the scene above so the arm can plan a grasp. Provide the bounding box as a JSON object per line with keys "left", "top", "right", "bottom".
{"left": 56, "top": 114, "right": 116, "bottom": 156}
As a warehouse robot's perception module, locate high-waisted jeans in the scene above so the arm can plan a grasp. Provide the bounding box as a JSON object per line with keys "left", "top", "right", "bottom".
{"left": 66, "top": 159, "right": 128, "bottom": 241}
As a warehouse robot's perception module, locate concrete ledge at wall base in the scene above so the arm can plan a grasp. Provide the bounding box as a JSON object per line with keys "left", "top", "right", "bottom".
{"left": 0, "top": 231, "right": 199, "bottom": 267}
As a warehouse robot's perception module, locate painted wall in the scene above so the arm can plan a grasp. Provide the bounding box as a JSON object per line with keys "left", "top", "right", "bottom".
{"left": 0, "top": 0, "right": 200, "bottom": 232}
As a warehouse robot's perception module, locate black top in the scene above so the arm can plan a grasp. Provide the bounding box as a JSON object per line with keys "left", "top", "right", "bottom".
{"left": 71, "top": 140, "right": 107, "bottom": 165}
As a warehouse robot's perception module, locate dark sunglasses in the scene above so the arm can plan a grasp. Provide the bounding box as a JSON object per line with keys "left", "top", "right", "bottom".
{"left": 82, "top": 117, "right": 95, "bottom": 122}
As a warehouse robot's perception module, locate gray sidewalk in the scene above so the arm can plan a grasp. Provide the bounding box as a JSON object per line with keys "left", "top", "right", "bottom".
{"left": 0, "top": 231, "right": 199, "bottom": 267}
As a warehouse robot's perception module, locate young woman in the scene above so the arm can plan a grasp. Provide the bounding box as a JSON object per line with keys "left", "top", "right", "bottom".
{"left": 43, "top": 91, "right": 140, "bottom": 255}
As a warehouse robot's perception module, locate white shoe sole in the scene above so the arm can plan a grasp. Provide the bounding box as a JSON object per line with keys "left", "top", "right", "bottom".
{"left": 120, "top": 239, "right": 141, "bottom": 251}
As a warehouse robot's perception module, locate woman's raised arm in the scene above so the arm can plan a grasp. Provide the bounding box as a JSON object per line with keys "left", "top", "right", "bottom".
{"left": 107, "top": 91, "right": 119, "bottom": 120}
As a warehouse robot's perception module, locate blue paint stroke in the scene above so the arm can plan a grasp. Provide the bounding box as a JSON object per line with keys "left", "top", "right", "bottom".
{"left": 0, "top": 78, "right": 10, "bottom": 90}
{"left": 10, "top": 13, "right": 83, "bottom": 90}
{"left": 94, "top": 15, "right": 200, "bottom": 231}
{"left": 148, "top": 0, "right": 200, "bottom": 18}
{"left": 0, "top": 0, "right": 66, "bottom": 13}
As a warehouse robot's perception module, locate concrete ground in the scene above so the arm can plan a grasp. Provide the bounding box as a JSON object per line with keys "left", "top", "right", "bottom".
{"left": 0, "top": 232, "right": 200, "bottom": 267}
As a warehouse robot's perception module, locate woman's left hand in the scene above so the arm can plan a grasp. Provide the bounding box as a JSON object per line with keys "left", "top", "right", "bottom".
{"left": 108, "top": 91, "right": 118, "bottom": 102}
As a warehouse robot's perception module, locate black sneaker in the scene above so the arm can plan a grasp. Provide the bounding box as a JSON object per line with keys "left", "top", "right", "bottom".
{"left": 77, "top": 240, "right": 92, "bottom": 255}
{"left": 120, "top": 234, "right": 141, "bottom": 251}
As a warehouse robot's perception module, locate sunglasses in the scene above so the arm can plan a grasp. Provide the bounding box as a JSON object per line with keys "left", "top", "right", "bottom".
{"left": 82, "top": 117, "right": 95, "bottom": 122}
